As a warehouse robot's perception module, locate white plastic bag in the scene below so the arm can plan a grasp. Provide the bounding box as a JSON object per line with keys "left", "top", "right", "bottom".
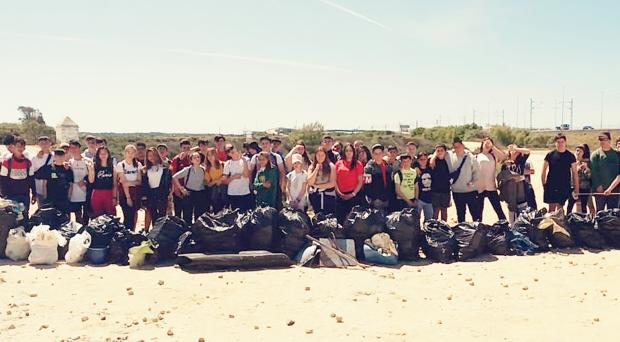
{"left": 27, "top": 225, "right": 67, "bottom": 265}
{"left": 65, "top": 231, "right": 91, "bottom": 264}
{"left": 5, "top": 227, "right": 31, "bottom": 261}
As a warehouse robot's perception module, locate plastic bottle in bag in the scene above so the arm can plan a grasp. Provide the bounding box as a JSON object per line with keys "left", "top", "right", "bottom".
{"left": 65, "top": 231, "right": 92, "bottom": 264}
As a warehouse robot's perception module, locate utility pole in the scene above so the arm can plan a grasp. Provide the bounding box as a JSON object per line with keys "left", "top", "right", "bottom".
{"left": 529, "top": 99, "right": 533, "bottom": 129}
{"left": 561, "top": 86, "right": 565, "bottom": 124}
{"left": 502, "top": 109, "right": 505, "bottom": 126}
{"left": 600, "top": 91, "right": 604, "bottom": 128}
{"left": 554, "top": 99, "right": 558, "bottom": 128}
{"left": 569, "top": 98, "right": 574, "bottom": 129}
{"left": 473, "top": 109, "right": 476, "bottom": 125}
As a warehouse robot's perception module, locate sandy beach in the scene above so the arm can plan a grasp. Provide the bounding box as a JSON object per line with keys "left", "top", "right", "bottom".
{"left": 1, "top": 149, "right": 620, "bottom": 341}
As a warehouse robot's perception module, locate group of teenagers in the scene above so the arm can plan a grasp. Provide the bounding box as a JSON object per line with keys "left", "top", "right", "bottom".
{"left": 1, "top": 131, "right": 619, "bottom": 231}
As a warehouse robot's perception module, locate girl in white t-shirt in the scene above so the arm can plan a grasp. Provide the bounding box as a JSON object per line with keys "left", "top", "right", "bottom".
{"left": 116, "top": 145, "right": 143, "bottom": 230}
{"left": 286, "top": 154, "right": 308, "bottom": 210}
{"left": 222, "top": 147, "right": 252, "bottom": 211}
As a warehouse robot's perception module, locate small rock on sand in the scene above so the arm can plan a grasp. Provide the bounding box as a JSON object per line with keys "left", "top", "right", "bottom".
{"left": 81, "top": 316, "right": 89, "bottom": 322}
{"left": 447, "top": 295, "right": 453, "bottom": 300}
{"left": 469, "top": 282, "right": 475, "bottom": 286}
{"left": 199, "top": 338, "right": 205, "bottom": 342}
{"left": 229, "top": 314, "right": 235, "bottom": 319}
{"left": 39, "top": 324, "right": 49, "bottom": 330}
{"left": 29, "top": 293, "right": 38, "bottom": 298}
{"left": 254, "top": 326, "right": 259, "bottom": 330}
{"left": 594, "top": 318, "right": 600, "bottom": 322}
{"left": 287, "top": 320, "right": 295, "bottom": 326}
{"left": 336, "top": 316, "right": 344, "bottom": 323}
{"left": 127, "top": 290, "right": 134, "bottom": 296}
{"left": 522, "top": 286, "right": 529, "bottom": 291}
{"left": 306, "top": 329, "right": 314, "bottom": 334}
{"left": 305, "top": 286, "right": 311, "bottom": 291}
{"left": 8, "top": 324, "right": 15, "bottom": 330}
{"left": 158, "top": 280, "right": 165, "bottom": 286}
{"left": 167, "top": 328, "right": 174, "bottom": 336}
{"left": 330, "top": 313, "right": 336, "bottom": 318}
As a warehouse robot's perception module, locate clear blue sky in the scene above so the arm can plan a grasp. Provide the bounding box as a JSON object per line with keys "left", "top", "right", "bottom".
{"left": 1, "top": 0, "right": 619, "bottom": 133}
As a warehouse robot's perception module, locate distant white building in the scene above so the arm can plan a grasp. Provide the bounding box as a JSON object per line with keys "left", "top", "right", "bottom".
{"left": 55, "top": 116, "right": 79, "bottom": 143}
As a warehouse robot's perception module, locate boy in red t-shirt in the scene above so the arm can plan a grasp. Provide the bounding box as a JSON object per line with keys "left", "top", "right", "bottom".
{"left": 0, "top": 137, "right": 37, "bottom": 219}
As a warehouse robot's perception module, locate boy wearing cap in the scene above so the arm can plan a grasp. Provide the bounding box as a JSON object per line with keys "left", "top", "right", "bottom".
{"left": 590, "top": 132, "right": 620, "bottom": 210}
{"left": 41, "top": 149, "right": 74, "bottom": 214}
{"left": 364, "top": 144, "right": 395, "bottom": 210}
{"left": 82, "top": 135, "right": 97, "bottom": 160}
{"left": 286, "top": 154, "right": 308, "bottom": 210}
{"left": 31, "top": 136, "right": 54, "bottom": 204}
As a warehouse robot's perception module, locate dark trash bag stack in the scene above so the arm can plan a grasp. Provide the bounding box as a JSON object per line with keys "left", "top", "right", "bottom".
{"left": 385, "top": 208, "right": 422, "bottom": 261}
{"left": 148, "top": 216, "right": 190, "bottom": 262}
{"left": 86, "top": 215, "right": 125, "bottom": 248}
{"left": 344, "top": 206, "right": 386, "bottom": 241}
{"left": 192, "top": 209, "right": 242, "bottom": 254}
{"left": 567, "top": 213, "right": 606, "bottom": 249}
{"left": 485, "top": 221, "right": 509, "bottom": 255}
{"left": 238, "top": 206, "right": 278, "bottom": 251}
{"left": 514, "top": 208, "right": 549, "bottom": 251}
{"left": 311, "top": 212, "right": 345, "bottom": 239}
{"left": 595, "top": 209, "right": 620, "bottom": 247}
{"left": 544, "top": 210, "right": 575, "bottom": 248}
{"left": 175, "top": 231, "right": 203, "bottom": 255}
{"left": 276, "top": 208, "right": 312, "bottom": 258}
{"left": 421, "top": 220, "right": 457, "bottom": 263}
{"left": 109, "top": 230, "right": 148, "bottom": 265}
{"left": 0, "top": 209, "right": 18, "bottom": 258}
{"left": 29, "top": 206, "right": 70, "bottom": 230}
{"left": 452, "top": 222, "right": 487, "bottom": 261}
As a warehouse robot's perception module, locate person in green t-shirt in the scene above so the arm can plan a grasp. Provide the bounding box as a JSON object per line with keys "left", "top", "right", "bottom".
{"left": 253, "top": 151, "right": 278, "bottom": 208}
{"left": 394, "top": 154, "right": 418, "bottom": 210}
{"left": 590, "top": 132, "right": 620, "bottom": 210}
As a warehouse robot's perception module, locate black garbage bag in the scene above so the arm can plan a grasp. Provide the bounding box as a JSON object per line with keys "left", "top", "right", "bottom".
{"left": 421, "top": 220, "right": 457, "bottom": 263}
{"left": 175, "top": 231, "right": 204, "bottom": 255}
{"left": 276, "top": 207, "right": 312, "bottom": 258}
{"left": 540, "top": 209, "right": 575, "bottom": 248}
{"left": 385, "top": 208, "right": 422, "bottom": 261}
{"left": 311, "top": 212, "right": 345, "bottom": 239}
{"left": 28, "top": 206, "right": 69, "bottom": 230}
{"left": 485, "top": 221, "right": 510, "bottom": 255}
{"left": 344, "top": 206, "right": 386, "bottom": 241}
{"left": 0, "top": 210, "right": 18, "bottom": 258}
{"left": 56, "top": 221, "right": 85, "bottom": 260}
{"left": 514, "top": 208, "right": 549, "bottom": 251}
{"left": 147, "top": 216, "right": 190, "bottom": 262}
{"left": 86, "top": 215, "right": 125, "bottom": 248}
{"left": 567, "top": 212, "right": 606, "bottom": 249}
{"left": 109, "top": 230, "right": 148, "bottom": 265}
{"left": 452, "top": 222, "right": 487, "bottom": 261}
{"left": 191, "top": 209, "right": 242, "bottom": 253}
{"left": 238, "top": 206, "right": 278, "bottom": 251}
{"left": 595, "top": 209, "right": 620, "bottom": 247}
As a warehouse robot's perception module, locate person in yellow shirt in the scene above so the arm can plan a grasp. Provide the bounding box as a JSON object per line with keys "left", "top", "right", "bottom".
{"left": 394, "top": 154, "right": 418, "bottom": 210}
{"left": 204, "top": 148, "right": 226, "bottom": 213}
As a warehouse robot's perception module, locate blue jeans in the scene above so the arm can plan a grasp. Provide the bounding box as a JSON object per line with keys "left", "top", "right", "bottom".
{"left": 417, "top": 199, "right": 433, "bottom": 222}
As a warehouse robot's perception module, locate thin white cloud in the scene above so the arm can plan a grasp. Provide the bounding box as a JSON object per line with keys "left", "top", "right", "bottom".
{"left": 1, "top": 32, "right": 348, "bottom": 73}
{"left": 317, "top": 0, "right": 392, "bottom": 31}
{"left": 163, "top": 48, "right": 350, "bottom": 72}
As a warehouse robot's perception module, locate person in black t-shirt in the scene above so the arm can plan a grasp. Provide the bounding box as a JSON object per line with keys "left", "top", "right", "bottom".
{"left": 43, "top": 149, "right": 74, "bottom": 214}
{"left": 429, "top": 144, "right": 451, "bottom": 221}
{"left": 541, "top": 134, "right": 579, "bottom": 212}
{"left": 415, "top": 152, "right": 433, "bottom": 222}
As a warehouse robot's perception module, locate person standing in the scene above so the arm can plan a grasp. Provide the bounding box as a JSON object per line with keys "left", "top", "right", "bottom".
{"left": 88, "top": 147, "right": 117, "bottom": 217}
{"left": 214, "top": 135, "right": 228, "bottom": 162}
{"left": 285, "top": 141, "right": 311, "bottom": 171}
{"left": 447, "top": 138, "right": 480, "bottom": 223}
{"left": 172, "top": 152, "right": 207, "bottom": 223}
{"left": 384, "top": 145, "right": 400, "bottom": 172}
{"left": 68, "top": 140, "right": 90, "bottom": 224}
{"left": 253, "top": 151, "right": 279, "bottom": 208}
{"left": 307, "top": 146, "right": 337, "bottom": 215}
{"left": 222, "top": 146, "right": 252, "bottom": 211}
{"left": 82, "top": 135, "right": 98, "bottom": 160}
{"left": 31, "top": 136, "right": 54, "bottom": 204}
{"left": 170, "top": 139, "right": 192, "bottom": 218}
{"left": 0, "top": 137, "right": 36, "bottom": 220}
{"left": 429, "top": 144, "right": 451, "bottom": 221}
{"left": 286, "top": 154, "right": 308, "bottom": 210}
{"left": 116, "top": 145, "right": 142, "bottom": 230}
{"left": 271, "top": 138, "right": 286, "bottom": 161}
{"left": 506, "top": 144, "right": 536, "bottom": 210}
{"left": 322, "top": 135, "right": 340, "bottom": 164}
{"left": 364, "top": 144, "right": 395, "bottom": 211}
{"left": 157, "top": 144, "right": 171, "bottom": 166}
{"left": 590, "top": 132, "right": 619, "bottom": 210}
{"left": 41, "top": 150, "right": 74, "bottom": 214}
{"left": 204, "top": 148, "right": 227, "bottom": 213}
{"left": 541, "top": 133, "right": 579, "bottom": 212}
{"left": 393, "top": 154, "right": 417, "bottom": 210}
{"left": 141, "top": 147, "right": 171, "bottom": 228}
{"left": 250, "top": 137, "right": 287, "bottom": 207}
{"left": 415, "top": 152, "right": 433, "bottom": 222}
{"left": 476, "top": 138, "right": 507, "bottom": 221}
{"left": 335, "top": 143, "right": 364, "bottom": 223}
{"left": 566, "top": 144, "right": 595, "bottom": 214}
